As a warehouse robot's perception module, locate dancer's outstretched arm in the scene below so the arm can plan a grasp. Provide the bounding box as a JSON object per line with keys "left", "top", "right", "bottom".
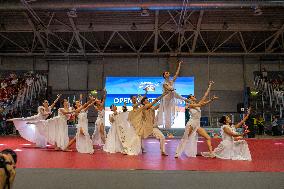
{"left": 235, "top": 108, "right": 251, "bottom": 128}
{"left": 82, "top": 101, "right": 96, "bottom": 112}
{"left": 189, "top": 96, "right": 218, "bottom": 108}
{"left": 143, "top": 88, "right": 148, "bottom": 97}
{"left": 144, "top": 92, "right": 167, "bottom": 109}
{"left": 173, "top": 61, "right": 182, "bottom": 82}
{"left": 153, "top": 104, "right": 160, "bottom": 110}
{"left": 74, "top": 99, "right": 96, "bottom": 113}
{"left": 49, "top": 94, "right": 62, "bottom": 109}
{"left": 134, "top": 89, "right": 148, "bottom": 108}
{"left": 200, "top": 81, "right": 214, "bottom": 103}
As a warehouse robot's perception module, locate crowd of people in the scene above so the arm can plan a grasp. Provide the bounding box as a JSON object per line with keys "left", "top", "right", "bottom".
{"left": 0, "top": 71, "right": 47, "bottom": 136}
{"left": 254, "top": 69, "right": 284, "bottom": 113}
{"left": 253, "top": 68, "right": 284, "bottom": 136}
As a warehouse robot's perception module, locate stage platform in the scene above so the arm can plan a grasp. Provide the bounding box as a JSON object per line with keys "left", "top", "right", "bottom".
{"left": 0, "top": 136, "right": 284, "bottom": 172}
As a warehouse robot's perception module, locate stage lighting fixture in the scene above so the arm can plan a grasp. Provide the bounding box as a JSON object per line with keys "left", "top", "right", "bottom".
{"left": 131, "top": 22, "right": 137, "bottom": 30}
{"left": 88, "top": 23, "right": 93, "bottom": 30}
{"left": 68, "top": 8, "right": 77, "bottom": 18}
{"left": 0, "top": 23, "right": 6, "bottom": 31}
{"left": 254, "top": 6, "right": 263, "bottom": 16}
{"left": 222, "top": 22, "right": 228, "bottom": 30}
{"left": 141, "top": 8, "right": 150, "bottom": 17}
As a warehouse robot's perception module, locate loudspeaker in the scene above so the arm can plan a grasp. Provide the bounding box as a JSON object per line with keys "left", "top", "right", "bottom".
{"left": 237, "top": 103, "right": 244, "bottom": 113}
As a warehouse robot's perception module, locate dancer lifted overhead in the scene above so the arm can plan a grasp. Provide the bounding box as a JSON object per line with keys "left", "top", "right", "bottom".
{"left": 157, "top": 60, "right": 190, "bottom": 128}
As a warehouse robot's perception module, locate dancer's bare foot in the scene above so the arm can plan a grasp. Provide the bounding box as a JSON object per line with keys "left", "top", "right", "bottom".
{"left": 161, "top": 152, "right": 168, "bottom": 156}
{"left": 209, "top": 153, "right": 215, "bottom": 158}
{"left": 63, "top": 149, "right": 73, "bottom": 152}
{"left": 201, "top": 151, "right": 215, "bottom": 158}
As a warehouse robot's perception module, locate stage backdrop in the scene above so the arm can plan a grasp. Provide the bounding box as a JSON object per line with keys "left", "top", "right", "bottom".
{"left": 104, "top": 76, "right": 194, "bottom": 128}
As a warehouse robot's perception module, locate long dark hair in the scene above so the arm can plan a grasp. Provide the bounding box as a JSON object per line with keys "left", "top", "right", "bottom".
{"left": 141, "top": 97, "right": 148, "bottom": 105}
{"left": 187, "top": 94, "right": 193, "bottom": 99}
{"left": 219, "top": 116, "right": 227, "bottom": 124}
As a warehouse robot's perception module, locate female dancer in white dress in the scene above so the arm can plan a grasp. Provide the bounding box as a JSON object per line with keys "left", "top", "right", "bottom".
{"left": 129, "top": 93, "right": 168, "bottom": 156}
{"left": 175, "top": 81, "right": 218, "bottom": 158}
{"left": 8, "top": 94, "right": 61, "bottom": 147}
{"left": 206, "top": 109, "right": 252, "bottom": 161}
{"left": 36, "top": 99, "right": 73, "bottom": 151}
{"left": 64, "top": 99, "right": 96, "bottom": 153}
{"left": 103, "top": 104, "right": 141, "bottom": 155}
{"left": 157, "top": 60, "right": 190, "bottom": 128}
{"left": 92, "top": 90, "right": 106, "bottom": 146}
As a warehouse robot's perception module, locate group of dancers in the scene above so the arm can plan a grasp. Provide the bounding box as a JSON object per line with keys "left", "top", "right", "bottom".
{"left": 9, "top": 60, "right": 252, "bottom": 161}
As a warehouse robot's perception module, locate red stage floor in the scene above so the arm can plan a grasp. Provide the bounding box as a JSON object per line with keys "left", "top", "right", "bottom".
{"left": 1, "top": 136, "right": 284, "bottom": 172}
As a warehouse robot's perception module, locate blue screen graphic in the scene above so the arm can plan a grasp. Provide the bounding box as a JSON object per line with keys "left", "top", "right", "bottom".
{"left": 104, "top": 77, "right": 194, "bottom": 128}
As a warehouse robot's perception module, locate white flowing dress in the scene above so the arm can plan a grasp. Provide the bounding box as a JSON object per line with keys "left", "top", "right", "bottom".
{"left": 75, "top": 110, "right": 94, "bottom": 154}
{"left": 11, "top": 106, "right": 51, "bottom": 147}
{"left": 157, "top": 80, "right": 185, "bottom": 128}
{"left": 103, "top": 112, "right": 141, "bottom": 155}
{"left": 35, "top": 108, "right": 70, "bottom": 150}
{"left": 175, "top": 107, "right": 201, "bottom": 157}
{"left": 92, "top": 109, "right": 106, "bottom": 146}
{"left": 213, "top": 125, "right": 252, "bottom": 161}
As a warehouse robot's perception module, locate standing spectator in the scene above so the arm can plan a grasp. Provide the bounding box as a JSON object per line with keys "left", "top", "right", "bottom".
{"left": 246, "top": 111, "right": 256, "bottom": 138}
{"left": 5, "top": 110, "right": 14, "bottom": 135}
{"left": 272, "top": 115, "right": 279, "bottom": 136}
{"left": 257, "top": 115, "right": 265, "bottom": 135}
{"left": 0, "top": 109, "right": 5, "bottom": 135}
{"left": 261, "top": 67, "right": 268, "bottom": 81}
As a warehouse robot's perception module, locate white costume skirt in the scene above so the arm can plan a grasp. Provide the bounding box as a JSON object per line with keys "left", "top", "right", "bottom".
{"left": 75, "top": 115, "right": 94, "bottom": 154}
{"left": 157, "top": 91, "right": 184, "bottom": 128}
{"left": 11, "top": 116, "right": 47, "bottom": 148}
{"left": 213, "top": 139, "right": 252, "bottom": 161}
{"left": 92, "top": 117, "right": 106, "bottom": 146}
{"left": 35, "top": 116, "right": 69, "bottom": 150}
{"left": 104, "top": 112, "right": 141, "bottom": 155}
{"left": 175, "top": 119, "right": 200, "bottom": 157}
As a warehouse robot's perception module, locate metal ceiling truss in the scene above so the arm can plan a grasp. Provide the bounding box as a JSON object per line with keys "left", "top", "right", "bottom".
{"left": 0, "top": 1, "right": 284, "bottom": 57}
